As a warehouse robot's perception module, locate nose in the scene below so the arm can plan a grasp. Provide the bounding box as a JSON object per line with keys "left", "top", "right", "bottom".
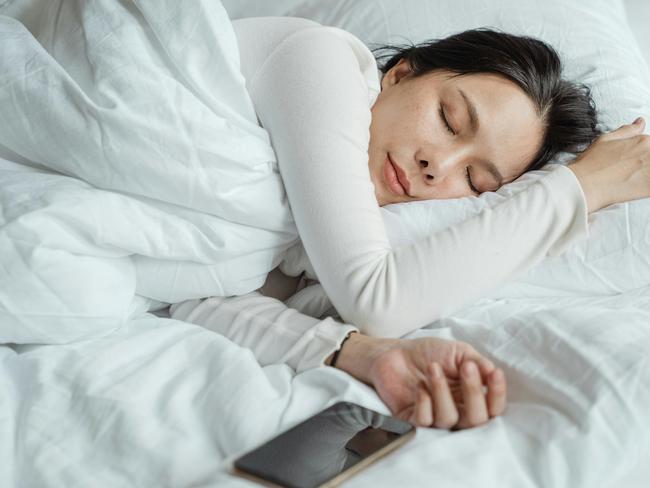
{"left": 419, "top": 157, "right": 458, "bottom": 185}
{"left": 419, "top": 159, "right": 435, "bottom": 184}
{"left": 418, "top": 148, "right": 462, "bottom": 186}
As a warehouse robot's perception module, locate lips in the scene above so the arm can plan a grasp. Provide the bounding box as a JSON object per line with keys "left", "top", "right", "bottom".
{"left": 384, "top": 154, "right": 411, "bottom": 196}
{"left": 390, "top": 155, "right": 411, "bottom": 195}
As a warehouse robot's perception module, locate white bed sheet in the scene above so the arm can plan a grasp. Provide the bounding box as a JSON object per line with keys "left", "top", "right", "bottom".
{"left": 2, "top": 289, "right": 649, "bottom": 487}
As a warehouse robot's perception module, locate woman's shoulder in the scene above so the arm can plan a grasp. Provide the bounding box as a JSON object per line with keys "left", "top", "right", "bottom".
{"left": 233, "top": 16, "right": 380, "bottom": 101}
{"left": 232, "top": 16, "right": 322, "bottom": 53}
{"left": 233, "top": 17, "right": 323, "bottom": 84}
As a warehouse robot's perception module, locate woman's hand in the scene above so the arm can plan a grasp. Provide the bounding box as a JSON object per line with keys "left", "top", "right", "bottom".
{"left": 568, "top": 117, "right": 650, "bottom": 213}
{"left": 331, "top": 333, "right": 506, "bottom": 429}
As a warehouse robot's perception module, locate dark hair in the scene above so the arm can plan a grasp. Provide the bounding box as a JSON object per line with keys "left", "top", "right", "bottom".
{"left": 374, "top": 28, "right": 601, "bottom": 172}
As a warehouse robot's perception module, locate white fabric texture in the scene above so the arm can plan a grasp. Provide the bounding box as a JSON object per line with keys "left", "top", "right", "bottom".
{"left": 1, "top": 2, "right": 650, "bottom": 488}
{"left": 0, "top": 0, "right": 300, "bottom": 344}
{"left": 170, "top": 289, "right": 357, "bottom": 374}
{"left": 222, "top": 0, "right": 650, "bottom": 134}
{"left": 623, "top": 0, "right": 650, "bottom": 67}
{"left": 3, "top": 291, "right": 650, "bottom": 487}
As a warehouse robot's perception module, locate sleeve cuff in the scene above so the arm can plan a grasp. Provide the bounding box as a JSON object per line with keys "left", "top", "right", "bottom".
{"left": 542, "top": 164, "right": 591, "bottom": 257}
{"left": 295, "top": 317, "right": 359, "bottom": 373}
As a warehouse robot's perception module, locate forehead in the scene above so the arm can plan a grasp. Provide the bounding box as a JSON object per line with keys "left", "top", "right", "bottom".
{"left": 434, "top": 71, "right": 544, "bottom": 177}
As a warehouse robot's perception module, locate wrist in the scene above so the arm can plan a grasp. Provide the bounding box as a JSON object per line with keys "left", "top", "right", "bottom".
{"left": 566, "top": 163, "right": 607, "bottom": 213}
{"left": 331, "top": 332, "right": 399, "bottom": 385}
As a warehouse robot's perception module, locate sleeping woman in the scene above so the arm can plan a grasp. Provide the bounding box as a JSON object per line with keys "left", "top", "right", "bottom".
{"left": 172, "top": 17, "right": 650, "bottom": 429}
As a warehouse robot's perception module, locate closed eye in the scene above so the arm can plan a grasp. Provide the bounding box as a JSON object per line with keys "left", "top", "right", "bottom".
{"left": 438, "top": 105, "right": 477, "bottom": 194}
{"left": 466, "top": 167, "right": 479, "bottom": 195}
{"left": 438, "top": 104, "right": 455, "bottom": 135}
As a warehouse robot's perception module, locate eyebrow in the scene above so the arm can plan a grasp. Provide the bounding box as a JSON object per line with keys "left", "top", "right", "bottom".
{"left": 458, "top": 88, "right": 504, "bottom": 187}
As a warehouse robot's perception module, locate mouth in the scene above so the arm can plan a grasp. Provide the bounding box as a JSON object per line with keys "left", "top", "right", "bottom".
{"left": 383, "top": 153, "right": 411, "bottom": 196}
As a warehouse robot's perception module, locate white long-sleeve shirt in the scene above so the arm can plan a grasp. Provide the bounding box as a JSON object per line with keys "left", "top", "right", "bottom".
{"left": 171, "top": 17, "right": 590, "bottom": 372}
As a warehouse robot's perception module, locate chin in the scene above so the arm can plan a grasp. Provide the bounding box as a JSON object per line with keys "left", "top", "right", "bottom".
{"left": 380, "top": 194, "right": 402, "bottom": 206}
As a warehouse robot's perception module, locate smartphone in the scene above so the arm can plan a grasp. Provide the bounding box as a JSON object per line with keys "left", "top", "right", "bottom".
{"left": 232, "top": 401, "right": 415, "bottom": 488}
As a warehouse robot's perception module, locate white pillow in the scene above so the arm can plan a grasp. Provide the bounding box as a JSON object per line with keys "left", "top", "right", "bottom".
{"left": 223, "top": 0, "right": 650, "bottom": 131}
{"left": 623, "top": 0, "right": 650, "bottom": 68}
{"left": 225, "top": 0, "right": 650, "bottom": 297}
{"left": 382, "top": 168, "right": 650, "bottom": 298}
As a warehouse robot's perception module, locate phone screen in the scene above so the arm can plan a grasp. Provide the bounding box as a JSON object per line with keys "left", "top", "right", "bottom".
{"left": 233, "top": 401, "right": 415, "bottom": 488}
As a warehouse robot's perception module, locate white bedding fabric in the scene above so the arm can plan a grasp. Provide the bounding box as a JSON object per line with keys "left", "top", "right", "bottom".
{"left": 623, "top": 0, "right": 650, "bottom": 68}
{"left": 0, "top": 0, "right": 299, "bottom": 343}
{"left": 221, "top": 0, "right": 650, "bottom": 136}
{"left": 2, "top": 292, "right": 649, "bottom": 487}
{"left": 1, "top": 1, "right": 650, "bottom": 487}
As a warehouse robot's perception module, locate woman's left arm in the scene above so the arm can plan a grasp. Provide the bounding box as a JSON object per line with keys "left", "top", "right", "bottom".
{"left": 170, "top": 291, "right": 357, "bottom": 374}
{"left": 170, "top": 290, "right": 506, "bottom": 428}
{"left": 332, "top": 332, "right": 506, "bottom": 429}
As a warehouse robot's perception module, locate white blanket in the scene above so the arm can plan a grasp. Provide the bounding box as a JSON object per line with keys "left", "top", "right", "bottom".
{"left": 0, "top": 0, "right": 297, "bottom": 345}
{"left": 2, "top": 291, "right": 649, "bottom": 487}
{"left": 1, "top": 1, "right": 649, "bottom": 487}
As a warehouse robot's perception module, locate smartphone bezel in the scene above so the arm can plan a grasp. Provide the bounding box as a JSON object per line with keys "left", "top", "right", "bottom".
{"left": 231, "top": 401, "right": 416, "bottom": 488}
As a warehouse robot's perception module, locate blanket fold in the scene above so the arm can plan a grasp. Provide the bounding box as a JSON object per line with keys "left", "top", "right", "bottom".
{"left": 0, "top": 0, "right": 298, "bottom": 343}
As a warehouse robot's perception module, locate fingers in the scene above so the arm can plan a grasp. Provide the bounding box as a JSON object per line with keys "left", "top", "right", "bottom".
{"left": 455, "top": 361, "right": 489, "bottom": 429}
{"left": 601, "top": 117, "right": 645, "bottom": 141}
{"left": 454, "top": 361, "right": 507, "bottom": 429}
{"left": 469, "top": 355, "right": 495, "bottom": 383}
{"left": 428, "top": 362, "right": 459, "bottom": 429}
{"left": 455, "top": 344, "right": 495, "bottom": 380}
{"left": 486, "top": 368, "right": 507, "bottom": 418}
{"left": 635, "top": 117, "right": 646, "bottom": 131}
{"left": 410, "top": 385, "right": 433, "bottom": 427}
{"left": 400, "top": 344, "right": 508, "bottom": 430}
{"left": 411, "top": 362, "right": 464, "bottom": 429}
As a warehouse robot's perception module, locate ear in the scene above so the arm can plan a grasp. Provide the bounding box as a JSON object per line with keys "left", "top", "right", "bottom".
{"left": 381, "top": 58, "right": 412, "bottom": 90}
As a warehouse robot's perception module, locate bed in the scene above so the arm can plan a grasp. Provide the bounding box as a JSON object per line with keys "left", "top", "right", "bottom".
{"left": 1, "top": 0, "right": 649, "bottom": 487}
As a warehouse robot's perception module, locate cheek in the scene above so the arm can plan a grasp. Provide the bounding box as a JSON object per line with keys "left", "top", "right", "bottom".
{"left": 409, "top": 100, "right": 442, "bottom": 141}
{"left": 370, "top": 89, "right": 442, "bottom": 155}
{"left": 370, "top": 97, "right": 402, "bottom": 135}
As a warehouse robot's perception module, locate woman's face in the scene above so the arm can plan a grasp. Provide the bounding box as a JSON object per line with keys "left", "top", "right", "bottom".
{"left": 368, "top": 59, "right": 545, "bottom": 206}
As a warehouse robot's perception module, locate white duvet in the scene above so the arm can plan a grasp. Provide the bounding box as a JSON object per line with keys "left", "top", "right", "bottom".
{"left": 2, "top": 291, "right": 649, "bottom": 487}
{"left": 1, "top": 1, "right": 649, "bottom": 487}
{"left": 0, "top": 0, "right": 298, "bottom": 345}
